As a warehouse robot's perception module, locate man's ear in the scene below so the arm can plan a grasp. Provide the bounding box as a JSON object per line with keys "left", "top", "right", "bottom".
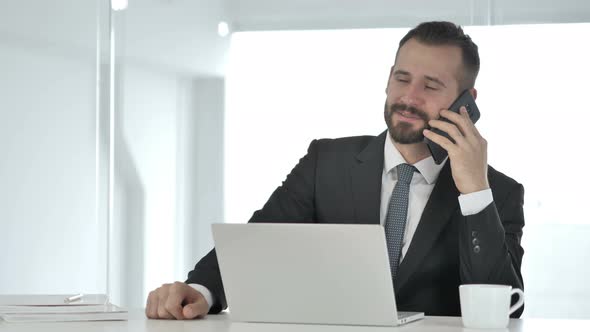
{"left": 469, "top": 88, "right": 478, "bottom": 100}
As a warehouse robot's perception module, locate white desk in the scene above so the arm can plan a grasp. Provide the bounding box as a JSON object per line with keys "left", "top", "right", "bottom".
{"left": 1, "top": 310, "right": 589, "bottom": 332}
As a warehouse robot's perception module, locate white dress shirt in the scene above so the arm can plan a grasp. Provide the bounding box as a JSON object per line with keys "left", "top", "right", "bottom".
{"left": 381, "top": 133, "right": 492, "bottom": 262}
{"left": 193, "top": 133, "right": 494, "bottom": 310}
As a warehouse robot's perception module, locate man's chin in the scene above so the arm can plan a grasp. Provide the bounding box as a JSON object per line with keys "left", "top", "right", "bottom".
{"left": 389, "top": 129, "right": 425, "bottom": 145}
{"left": 385, "top": 113, "right": 427, "bottom": 144}
{"left": 393, "top": 138, "right": 425, "bottom": 145}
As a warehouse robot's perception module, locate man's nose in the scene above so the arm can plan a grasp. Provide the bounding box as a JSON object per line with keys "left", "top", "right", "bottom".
{"left": 399, "top": 84, "right": 424, "bottom": 107}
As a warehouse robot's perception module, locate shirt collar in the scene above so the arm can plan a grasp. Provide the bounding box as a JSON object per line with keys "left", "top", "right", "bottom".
{"left": 383, "top": 131, "right": 446, "bottom": 184}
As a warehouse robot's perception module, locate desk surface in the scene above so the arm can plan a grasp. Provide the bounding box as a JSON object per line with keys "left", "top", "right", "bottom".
{"left": 1, "top": 310, "right": 589, "bottom": 332}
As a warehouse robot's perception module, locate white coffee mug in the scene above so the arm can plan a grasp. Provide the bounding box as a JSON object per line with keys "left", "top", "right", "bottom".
{"left": 459, "top": 284, "right": 524, "bottom": 329}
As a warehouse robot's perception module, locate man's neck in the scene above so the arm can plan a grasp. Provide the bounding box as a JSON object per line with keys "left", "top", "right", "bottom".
{"left": 393, "top": 141, "right": 431, "bottom": 165}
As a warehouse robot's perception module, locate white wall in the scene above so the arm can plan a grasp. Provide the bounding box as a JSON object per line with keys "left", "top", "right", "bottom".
{"left": 177, "top": 78, "right": 225, "bottom": 277}
{"left": 225, "top": 29, "right": 396, "bottom": 223}
{"left": 107, "top": 1, "right": 228, "bottom": 306}
{"left": 108, "top": 62, "right": 179, "bottom": 307}
{"left": 0, "top": 31, "right": 100, "bottom": 294}
{"left": 108, "top": 67, "right": 225, "bottom": 307}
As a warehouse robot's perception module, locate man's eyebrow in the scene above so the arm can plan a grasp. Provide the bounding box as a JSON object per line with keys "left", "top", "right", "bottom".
{"left": 425, "top": 75, "right": 447, "bottom": 88}
{"left": 394, "top": 70, "right": 447, "bottom": 88}
{"left": 393, "top": 70, "right": 410, "bottom": 76}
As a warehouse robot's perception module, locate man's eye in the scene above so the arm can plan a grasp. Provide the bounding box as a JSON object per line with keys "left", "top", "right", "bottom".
{"left": 396, "top": 78, "right": 409, "bottom": 83}
{"left": 425, "top": 85, "right": 438, "bottom": 90}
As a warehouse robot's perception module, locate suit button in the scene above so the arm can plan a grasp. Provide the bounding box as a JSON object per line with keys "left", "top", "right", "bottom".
{"left": 472, "top": 238, "right": 479, "bottom": 246}
{"left": 471, "top": 231, "right": 478, "bottom": 237}
{"left": 473, "top": 245, "right": 481, "bottom": 253}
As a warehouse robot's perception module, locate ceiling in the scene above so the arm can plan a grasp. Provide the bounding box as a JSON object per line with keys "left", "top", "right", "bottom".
{"left": 228, "top": 0, "right": 590, "bottom": 31}
{"left": 1, "top": 0, "right": 589, "bottom": 76}
{"left": 0, "top": 0, "right": 231, "bottom": 76}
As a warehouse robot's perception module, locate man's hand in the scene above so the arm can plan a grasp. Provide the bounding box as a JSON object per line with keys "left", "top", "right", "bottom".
{"left": 145, "top": 281, "right": 209, "bottom": 320}
{"left": 423, "top": 107, "right": 489, "bottom": 194}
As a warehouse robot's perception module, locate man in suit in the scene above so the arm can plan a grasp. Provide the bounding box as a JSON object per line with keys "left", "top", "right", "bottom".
{"left": 146, "top": 21, "right": 525, "bottom": 320}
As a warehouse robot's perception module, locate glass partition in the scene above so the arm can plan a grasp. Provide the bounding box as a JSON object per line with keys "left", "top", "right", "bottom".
{"left": 0, "top": 0, "right": 110, "bottom": 295}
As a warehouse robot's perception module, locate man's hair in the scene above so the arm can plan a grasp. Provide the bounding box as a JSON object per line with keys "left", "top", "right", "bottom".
{"left": 397, "top": 21, "right": 480, "bottom": 90}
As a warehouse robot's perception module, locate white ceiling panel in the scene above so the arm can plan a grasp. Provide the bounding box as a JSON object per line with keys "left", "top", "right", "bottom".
{"left": 227, "top": 0, "right": 590, "bottom": 31}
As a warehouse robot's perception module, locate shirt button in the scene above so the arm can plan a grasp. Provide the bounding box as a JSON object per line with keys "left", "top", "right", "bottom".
{"left": 472, "top": 238, "right": 480, "bottom": 246}
{"left": 471, "top": 231, "right": 478, "bottom": 237}
{"left": 473, "top": 245, "right": 481, "bottom": 254}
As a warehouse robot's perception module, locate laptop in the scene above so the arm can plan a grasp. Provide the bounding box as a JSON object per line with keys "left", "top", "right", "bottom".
{"left": 211, "top": 223, "right": 424, "bottom": 326}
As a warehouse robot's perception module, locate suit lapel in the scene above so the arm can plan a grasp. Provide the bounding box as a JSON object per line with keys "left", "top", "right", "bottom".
{"left": 349, "top": 131, "right": 387, "bottom": 225}
{"left": 394, "top": 161, "right": 460, "bottom": 292}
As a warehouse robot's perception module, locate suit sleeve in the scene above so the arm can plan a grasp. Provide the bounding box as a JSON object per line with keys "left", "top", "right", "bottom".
{"left": 459, "top": 182, "right": 525, "bottom": 317}
{"left": 185, "top": 140, "right": 321, "bottom": 313}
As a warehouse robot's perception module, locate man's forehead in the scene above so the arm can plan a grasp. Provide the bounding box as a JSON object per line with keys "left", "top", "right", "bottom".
{"left": 396, "top": 38, "right": 462, "bottom": 60}
{"left": 394, "top": 39, "right": 463, "bottom": 82}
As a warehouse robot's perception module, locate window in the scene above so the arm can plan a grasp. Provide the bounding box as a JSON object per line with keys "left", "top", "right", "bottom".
{"left": 225, "top": 24, "right": 590, "bottom": 318}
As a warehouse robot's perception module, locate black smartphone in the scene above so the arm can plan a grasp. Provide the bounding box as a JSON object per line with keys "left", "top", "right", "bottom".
{"left": 425, "top": 89, "right": 480, "bottom": 164}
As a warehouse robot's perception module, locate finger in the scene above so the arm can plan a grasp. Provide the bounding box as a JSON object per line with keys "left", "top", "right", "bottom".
{"left": 440, "top": 108, "right": 476, "bottom": 137}
{"left": 423, "top": 128, "right": 457, "bottom": 154}
{"left": 157, "top": 291, "right": 174, "bottom": 319}
{"left": 460, "top": 107, "right": 483, "bottom": 138}
{"left": 183, "top": 297, "right": 209, "bottom": 319}
{"left": 157, "top": 303, "right": 174, "bottom": 319}
{"left": 459, "top": 107, "right": 480, "bottom": 136}
{"left": 164, "top": 300, "right": 184, "bottom": 320}
{"left": 428, "top": 119, "right": 467, "bottom": 146}
{"left": 456, "top": 108, "right": 486, "bottom": 146}
{"left": 145, "top": 291, "right": 158, "bottom": 318}
{"left": 165, "top": 284, "right": 187, "bottom": 320}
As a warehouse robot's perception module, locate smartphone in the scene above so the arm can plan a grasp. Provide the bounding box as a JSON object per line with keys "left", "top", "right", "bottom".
{"left": 425, "top": 89, "right": 480, "bottom": 165}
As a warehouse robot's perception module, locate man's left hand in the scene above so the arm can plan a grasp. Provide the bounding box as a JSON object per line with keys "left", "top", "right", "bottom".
{"left": 423, "top": 107, "right": 489, "bottom": 194}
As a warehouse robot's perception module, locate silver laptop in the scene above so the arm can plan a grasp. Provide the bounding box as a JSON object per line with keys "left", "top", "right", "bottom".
{"left": 211, "top": 223, "right": 424, "bottom": 326}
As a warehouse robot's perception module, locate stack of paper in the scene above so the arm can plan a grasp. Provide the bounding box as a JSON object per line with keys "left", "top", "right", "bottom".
{"left": 0, "top": 294, "right": 128, "bottom": 323}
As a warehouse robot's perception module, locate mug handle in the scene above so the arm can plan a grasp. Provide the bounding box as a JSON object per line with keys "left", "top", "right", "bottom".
{"left": 508, "top": 288, "right": 525, "bottom": 316}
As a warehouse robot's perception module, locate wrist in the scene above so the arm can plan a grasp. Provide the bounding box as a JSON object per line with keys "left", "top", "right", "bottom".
{"left": 460, "top": 180, "right": 490, "bottom": 195}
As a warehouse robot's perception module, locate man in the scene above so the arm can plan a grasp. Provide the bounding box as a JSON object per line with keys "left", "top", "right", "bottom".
{"left": 146, "top": 21, "right": 525, "bottom": 320}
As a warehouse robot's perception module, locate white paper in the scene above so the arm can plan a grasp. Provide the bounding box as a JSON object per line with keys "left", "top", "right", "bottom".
{"left": 1, "top": 310, "right": 128, "bottom": 323}
{"left": 0, "top": 295, "right": 128, "bottom": 323}
{"left": 0, "top": 304, "right": 118, "bottom": 314}
{"left": 0, "top": 294, "right": 108, "bottom": 306}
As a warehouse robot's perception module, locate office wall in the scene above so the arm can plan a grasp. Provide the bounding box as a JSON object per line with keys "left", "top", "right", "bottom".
{"left": 0, "top": 45, "right": 225, "bottom": 306}
{"left": 108, "top": 0, "right": 228, "bottom": 306}
{"left": 108, "top": 63, "right": 179, "bottom": 307}
{"left": 107, "top": 65, "right": 225, "bottom": 307}
{"left": 176, "top": 78, "right": 225, "bottom": 278}
{"left": 0, "top": 31, "right": 100, "bottom": 294}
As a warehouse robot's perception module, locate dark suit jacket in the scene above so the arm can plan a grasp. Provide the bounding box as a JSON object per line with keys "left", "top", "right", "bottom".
{"left": 187, "top": 131, "right": 525, "bottom": 317}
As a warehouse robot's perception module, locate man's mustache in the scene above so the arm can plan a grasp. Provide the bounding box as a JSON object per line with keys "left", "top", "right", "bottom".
{"left": 389, "top": 103, "right": 429, "bottom": 122}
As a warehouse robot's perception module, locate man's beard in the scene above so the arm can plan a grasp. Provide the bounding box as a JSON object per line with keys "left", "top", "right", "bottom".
{"left": 384, "top": 102, "right": 430, "bottom": 144}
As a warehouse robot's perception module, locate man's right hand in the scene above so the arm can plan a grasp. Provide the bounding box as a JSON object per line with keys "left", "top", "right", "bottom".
{"left": 145, "top": 281, "right": 209, "bottom": 320}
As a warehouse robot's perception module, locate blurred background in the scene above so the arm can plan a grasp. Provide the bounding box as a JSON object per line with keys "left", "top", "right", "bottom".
{"left": 1, "top": 0, "right": 589, "bottom": 319}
